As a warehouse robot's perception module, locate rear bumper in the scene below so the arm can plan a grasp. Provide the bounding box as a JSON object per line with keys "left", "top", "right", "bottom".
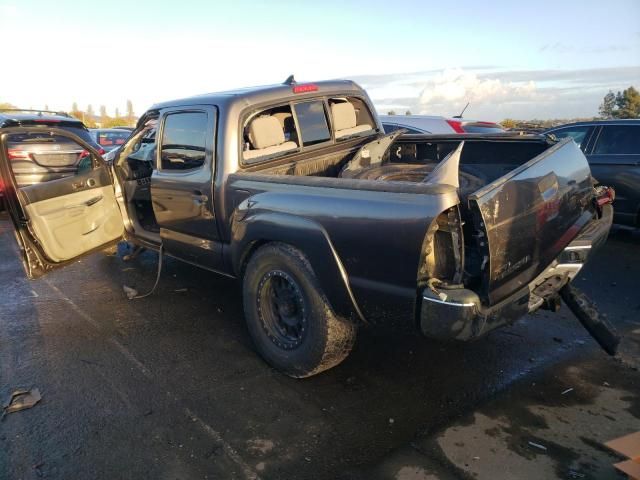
{"left": 419, "top": 205, "right": 613, "bottom": 341}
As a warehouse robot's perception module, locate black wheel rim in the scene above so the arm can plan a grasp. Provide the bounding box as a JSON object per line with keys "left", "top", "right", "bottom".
{"left": 257, "top": 270, "right": 307, "bottom": 350}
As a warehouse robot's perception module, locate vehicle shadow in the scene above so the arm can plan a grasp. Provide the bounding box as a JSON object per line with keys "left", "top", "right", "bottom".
{"left": 2, "top": 208, "right": 633, "bottom": 480}
{"left": 89, "top": 243, "right": 606, "bottom": 480}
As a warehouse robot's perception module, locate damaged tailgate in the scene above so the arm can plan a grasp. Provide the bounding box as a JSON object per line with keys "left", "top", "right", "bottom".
{"left": 468, "top": 138, "right": 595, "bottom": 305}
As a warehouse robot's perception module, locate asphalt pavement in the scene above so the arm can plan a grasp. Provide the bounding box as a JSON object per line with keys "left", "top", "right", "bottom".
{"left": 0, "top": 212, "right": 638, "bottom": 480}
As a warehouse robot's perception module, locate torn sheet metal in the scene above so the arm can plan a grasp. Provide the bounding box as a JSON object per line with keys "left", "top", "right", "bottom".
{"left": 424, "top": 141, "right": 464, "bottom": 188}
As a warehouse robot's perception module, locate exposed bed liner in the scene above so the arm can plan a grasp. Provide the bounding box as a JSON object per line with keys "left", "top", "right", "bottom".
{"left": 251, "top": 133, "right": 553, "bottom": 192}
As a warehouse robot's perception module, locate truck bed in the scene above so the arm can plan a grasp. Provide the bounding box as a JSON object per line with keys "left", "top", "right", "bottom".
{"left": 227, "top": 134, "right": 597, "bottom": 324}
{"left": 249, "top": 133, "right": 551, "bottom": 195}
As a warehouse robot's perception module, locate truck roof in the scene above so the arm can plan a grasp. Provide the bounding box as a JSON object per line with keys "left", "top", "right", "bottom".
{"left": 149, "top": 79, "right": 367, "bottom": 111}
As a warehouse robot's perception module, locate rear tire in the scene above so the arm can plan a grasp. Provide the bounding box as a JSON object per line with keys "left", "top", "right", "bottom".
{"left": 242, "top": 243, "right": 356, "bottom": 378}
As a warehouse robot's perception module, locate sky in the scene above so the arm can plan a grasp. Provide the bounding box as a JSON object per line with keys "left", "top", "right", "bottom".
{"left": 0, "top": 0, "right": 638, "bottom": 121}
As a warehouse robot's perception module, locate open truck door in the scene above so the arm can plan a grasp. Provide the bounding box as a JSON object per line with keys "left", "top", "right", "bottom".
{"left": 0, "top": 127, "right": 124, "bottom": 279}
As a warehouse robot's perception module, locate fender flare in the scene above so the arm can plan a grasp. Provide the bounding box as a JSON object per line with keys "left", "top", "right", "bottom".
{"left": 230, "top": 209, "right": 365, "bottom": 323}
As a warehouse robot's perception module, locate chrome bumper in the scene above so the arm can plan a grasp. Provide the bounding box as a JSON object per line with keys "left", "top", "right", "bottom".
{"left": 419, "top": 205, "right": 613, "bottom": 341}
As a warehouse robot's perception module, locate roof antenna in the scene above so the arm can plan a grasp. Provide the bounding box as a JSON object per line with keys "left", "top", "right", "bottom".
{"left": 284, "top": 74, "right": 296, "bottom": 85}
{"left": 453, "top": 102, "right": 469, "bottom": 119}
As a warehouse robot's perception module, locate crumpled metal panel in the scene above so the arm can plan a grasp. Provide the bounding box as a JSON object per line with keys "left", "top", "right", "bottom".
{"left": 469, "top": 139, "right": 594, "bottom": 305}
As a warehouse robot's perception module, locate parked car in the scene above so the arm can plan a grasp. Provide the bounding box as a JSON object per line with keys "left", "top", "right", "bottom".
{"left": 0, "top": 109, "right": 103, "bottom": 209}
{"left": 90, "top": 128, "right": 132, "bottom": 152}
{"left": 546, "top": 120, "right": 640, "bottom": 227}
{"left": 0, "top": 80, "right": 614, "bottom": 377}
{"left": 380, "top": 115, "right": 505, "bottom": 134}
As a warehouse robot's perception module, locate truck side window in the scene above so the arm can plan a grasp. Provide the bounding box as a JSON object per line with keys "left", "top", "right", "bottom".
{"left": 160, "top": 112, "right": 207, "bottom": 170}
{"left": 293, "top": 101, "right": 331, "bottom": 146}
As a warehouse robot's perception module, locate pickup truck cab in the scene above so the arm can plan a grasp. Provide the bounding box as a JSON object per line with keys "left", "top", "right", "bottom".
{"left": 0, "top": 79, "right": 614, "bottom": 377}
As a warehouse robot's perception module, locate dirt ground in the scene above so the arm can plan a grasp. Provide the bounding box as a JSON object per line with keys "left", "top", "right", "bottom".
{"left": 0, "top": 213, "right": 638, "bottom": 480}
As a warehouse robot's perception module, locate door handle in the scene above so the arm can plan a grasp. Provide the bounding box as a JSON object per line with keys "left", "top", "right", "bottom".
{"left": 192, "top": 190, "right": 208, "bottom": 203}
{"left": 72, "top": 178, "right": 97, "bottom": 190}
{"left": 66, "top": 195, "right": 103, "bottom": 209}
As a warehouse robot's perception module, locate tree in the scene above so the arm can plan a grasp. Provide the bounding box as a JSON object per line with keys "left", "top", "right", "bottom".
{"left": 387, "top": 110, "right": 396, "bottom": 115}
{"left": 99, "top": 105, "right": 108, "bottom": 125}
{"left": 102, "top": 117, "right": 129, "bottom": 127}
{"left": 501, "top": 118, "right": 518, "bottom": 129}
{"left": 69, "top": 102, "right": 84, "bottom": 122}
{"left": 615, "top": 87, "right": 640, "bottom": 119}
{"left": 405, "top": 110, "right": 412, "bottom": 116}
{"left": 84, "top": 105, "right": 96, "bottom": 127}
{"left": 599, "top": 91, "right": 616, "bottom": 119}
{"left": 0, "top": 101, "right": 16, "bottom": 110}
{"left": 126, "top": 99, "right": 134, "bottom": 125}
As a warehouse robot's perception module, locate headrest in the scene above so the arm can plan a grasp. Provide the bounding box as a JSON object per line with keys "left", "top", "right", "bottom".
{"left": 331, "top": 102, "right": 357, "bottom": 131}
{"left": 248, "top": 116, "right": 285, "bottom": 149}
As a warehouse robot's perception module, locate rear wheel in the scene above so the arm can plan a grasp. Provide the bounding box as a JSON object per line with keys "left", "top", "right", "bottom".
{"left": 242, "top": 243, "right": 356, "bottom": 378}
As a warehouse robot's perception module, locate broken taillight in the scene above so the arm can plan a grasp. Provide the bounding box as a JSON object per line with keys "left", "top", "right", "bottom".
{"left": 596, "top": 186, "right": 615, "bottom": 206}
{"left": 79, "top": 147, "right": 105, "bottom": 158}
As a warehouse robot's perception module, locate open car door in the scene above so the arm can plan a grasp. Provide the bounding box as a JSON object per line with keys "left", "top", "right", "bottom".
{"left": 0, "top": 127, "right": 124, "bottom": 279}
{"left": 468, "top": 138, "right": 595, "bottom": 305}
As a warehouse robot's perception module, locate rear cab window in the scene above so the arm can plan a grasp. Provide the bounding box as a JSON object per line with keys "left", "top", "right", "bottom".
{"left": 293, "top": 101, "right": 331, "bottom": 146}
{"left": 328, "top": 96, "right": 375, "bottom": 141}
{"left": 242, "top": 104, "right": 300, "bottom": 163}
{"left": 241, "top": 94, "right": 377, "bottom": 165}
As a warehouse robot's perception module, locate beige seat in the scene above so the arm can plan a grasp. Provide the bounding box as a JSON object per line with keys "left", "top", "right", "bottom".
{"left": 331, "top": 102, "right": 372, "bottom": 139}
{"left": 244, "top": 115, "right": 298, "bottom": 161}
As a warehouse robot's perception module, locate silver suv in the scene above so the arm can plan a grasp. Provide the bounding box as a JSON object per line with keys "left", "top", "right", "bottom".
{"left": 380, "top": 114, "right": 504, "bottom": 134}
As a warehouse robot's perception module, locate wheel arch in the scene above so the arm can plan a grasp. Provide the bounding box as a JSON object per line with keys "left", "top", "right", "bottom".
{"left": 230, "top": 210, "right": 363, "bottom": 323}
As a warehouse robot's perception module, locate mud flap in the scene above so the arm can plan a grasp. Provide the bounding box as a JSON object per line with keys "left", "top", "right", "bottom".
{"left": 560, "top": 284, "right": 620, "bottom": 356}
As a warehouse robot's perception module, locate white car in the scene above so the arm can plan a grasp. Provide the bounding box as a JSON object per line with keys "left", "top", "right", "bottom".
{"left": 380, "top": 115, "right": 504, "bottom": 134}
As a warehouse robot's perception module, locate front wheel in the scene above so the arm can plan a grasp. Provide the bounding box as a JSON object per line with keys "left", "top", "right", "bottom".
{"left": 242, "top": 243, "right": 357, "bottom": 378}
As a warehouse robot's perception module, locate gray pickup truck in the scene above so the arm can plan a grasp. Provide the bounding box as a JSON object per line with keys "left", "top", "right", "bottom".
{"left": 0, "top": 79, "right": 616, "bottom": 377}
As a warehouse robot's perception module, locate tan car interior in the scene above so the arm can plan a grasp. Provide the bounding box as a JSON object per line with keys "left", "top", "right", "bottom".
{"left": 243, "top": 98, "right": 375, "bottom": 161}
{"left": 243, "top": 115, "right": 299, "bottom": 161}
{"left": 22, "top": 182, "right": 124, "bottom": 263}
{"left": 330, "top": 101, "right": 373, "bottom": 139}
